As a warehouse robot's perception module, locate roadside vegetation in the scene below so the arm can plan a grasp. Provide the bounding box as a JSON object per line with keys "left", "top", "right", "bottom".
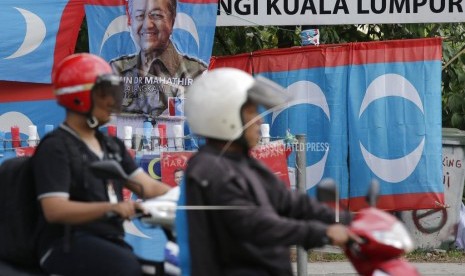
{"left": 289, "top": 248, "right": 465, "bottom": 262}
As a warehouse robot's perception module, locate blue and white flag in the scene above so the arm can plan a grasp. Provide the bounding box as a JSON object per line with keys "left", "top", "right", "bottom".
{"left": 210, "top": 38, "right": 443, "bottom": 211}
{"left": 85, "top": 0, "right": 217, "bottom": 64}
{"left": 347, "top": 38, "right": 443, "bottom": 210}
{"left": 0, "top": 0, "right": 84, "bottom": 83}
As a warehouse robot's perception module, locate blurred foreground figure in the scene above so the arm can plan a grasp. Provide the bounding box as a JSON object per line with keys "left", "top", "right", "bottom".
{"left": 34, "top": 53, "right": 171, "bottom": 276}
{"left": 178, "top": 68, "right": 355, "bottom": 276}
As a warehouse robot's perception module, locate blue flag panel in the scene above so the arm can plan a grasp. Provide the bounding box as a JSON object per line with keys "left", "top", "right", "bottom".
{"left": 85, "top": 1, "right": 217, "bottom": 64}
{"left": 210, "top": 38, "right": 444, "bottom": 210}
{"left": 348, "top": 60, "right": 443, "bottom": 203}
{"left": 0, "top": 0, "right": 70, "bottom": 83}
{"left": 260, "top": 66, "right": 349, "bottom": 197}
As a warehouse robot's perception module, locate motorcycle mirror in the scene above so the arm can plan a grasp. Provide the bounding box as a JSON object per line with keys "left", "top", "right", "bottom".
{"left": 366, "top": 179, "right": 380, "bottom": 207}
{"left": 89, "top": 160, "right": 129, "bottom": 181}
{"left": 316, "top": 178, "right": 338, "bottom": 203}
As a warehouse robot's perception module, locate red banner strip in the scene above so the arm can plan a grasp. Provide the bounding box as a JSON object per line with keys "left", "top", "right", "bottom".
{"left": 209, "top": 53, "right": 253, "bottom": 73}
{"left": 86, "top": 0, "right": 217, "bottom": 5}
{"left": 178, "top": 0, "right": 218, "bottom": 3}
{"left": 0, "top": 82, "right": 54, "bottom": 103}
{"left": 210, "top": 38, "right": 442, "bottom": 75}
{"left": 253, "top": 44, "right": 351, "bottom": 73}
{"left": 341, "top": 192, "right": 445, "bottom": 212}
{"left": 86, "top": 0, "right": 125, "bottom": 5}
{"left": 53, "top": 0, "right": 86, "bottom": 78}
{"left": 351, "top": 37, "right": 442, "bottom": 65}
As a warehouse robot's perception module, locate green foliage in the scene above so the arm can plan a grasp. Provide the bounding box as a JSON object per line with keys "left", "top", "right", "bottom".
{"left": 74, "top": 18, "right": 89, "bottom": 53}
{"left": 303, "top": 248, "right": 465, "bottom": 262}
{"left": 212, "top": 26, "right": 299, "bottom": 56}
{"left": 406, "top": 249, "right": 465, "bottom": 262}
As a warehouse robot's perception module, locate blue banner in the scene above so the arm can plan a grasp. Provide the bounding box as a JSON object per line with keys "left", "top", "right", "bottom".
{"left": 172, "top": 1, "right": 217, "bottom": 64}
{"left": 85, "top": 5, "right": 137, "bottom": 62}
{"left": 260, "top": 66, "right": 349, "bottom": 197}
{"left": 125, "top": 154, "right": 165, "bottom": 261}
{"left": 0, "top": 100, "right": 64, "bottom": 142}
{"left": 0, "top": 0, "right": 84, "bottom": 83}
{"left": 0, "top": 100, "right": 64, "bottom": 165}
{"left": 348, "top": 60, "right": 443, "bottom": 201}
{"left": 210, "top": 38, "right": 444, "bottom": 210}
{"left": 85, "top": 1, "right": 216, "bottom": 64}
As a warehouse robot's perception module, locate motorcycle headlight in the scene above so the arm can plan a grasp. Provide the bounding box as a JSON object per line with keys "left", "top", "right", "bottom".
{"left": 371, "top": 222, "right": 414, "bottom": 252}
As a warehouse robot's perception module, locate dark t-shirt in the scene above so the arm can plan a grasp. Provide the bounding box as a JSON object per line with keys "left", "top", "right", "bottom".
{"left": 33, "top": 124, "right": 139, "bottom": 256}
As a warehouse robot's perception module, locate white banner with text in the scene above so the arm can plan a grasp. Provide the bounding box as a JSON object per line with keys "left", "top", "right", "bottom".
{"left": 216, "top": 0, "right": 465, "bottom": 26}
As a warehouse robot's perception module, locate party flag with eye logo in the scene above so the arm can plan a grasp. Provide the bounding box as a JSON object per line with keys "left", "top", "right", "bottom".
{"left": 347, "top": 38, "right": 443, "bottom": 211}
{"left": 85, "top": 0, "right": 217, "bottom": 65}
{"left": 123, "top": 153, "right": 167, "bottom": 262}
{"left": 210, "top": 46, "right": 351, "bottom": 198}
{"left": 0, "top": 0, "right": 84, "bottom": 83}
{"left": 85, "top": 0, "right": 134, "bottom": 62}
{"left": 209, "top": 38, "right": 444, "bottom": 211}
{"left": 173, "top": 0, "right": 218, "bottom": 64}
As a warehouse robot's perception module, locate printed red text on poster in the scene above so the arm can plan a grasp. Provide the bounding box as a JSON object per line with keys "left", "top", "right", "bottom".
{"left": 161, "top": 151, "right": 194, "bottom": 187}
{"left": 250, "top": 140, "right": 290, "bottom": 188}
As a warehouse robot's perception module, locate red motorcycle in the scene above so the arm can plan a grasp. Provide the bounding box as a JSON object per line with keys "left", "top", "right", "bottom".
{"left": 317, "top": 179, "right": 420, "bottom": 276}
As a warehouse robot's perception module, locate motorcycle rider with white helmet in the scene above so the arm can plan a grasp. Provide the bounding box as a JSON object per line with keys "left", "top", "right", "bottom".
{"left": 178, "top": 68, "right": 356, "bottom": 276}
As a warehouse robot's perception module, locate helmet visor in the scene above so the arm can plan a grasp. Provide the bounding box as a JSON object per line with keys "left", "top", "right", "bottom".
{"left": 93, "top": 74, "right": 123, "bottom": 113}
{"left": 247, "top": 75, "right": 289, "bottom": 109}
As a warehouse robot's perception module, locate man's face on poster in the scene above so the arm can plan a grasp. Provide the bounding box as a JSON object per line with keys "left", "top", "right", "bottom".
{"left": 174, "top": 169, "right": 184, "bottom": 185}
{"left": 130, "top": 0, "right": 174, "bottom": 55}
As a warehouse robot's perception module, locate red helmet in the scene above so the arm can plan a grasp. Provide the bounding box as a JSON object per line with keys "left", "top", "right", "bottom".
{"left": 52, "top": 53, "right": 117, "bottom": 114}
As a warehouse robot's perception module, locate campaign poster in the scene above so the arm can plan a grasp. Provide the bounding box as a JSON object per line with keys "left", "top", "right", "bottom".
{"left": 15, "top": 147, "right": 36, "bottom": 157}
{"left": 161, "top": 151, "right": 193, "bottom": 187}
{"left": 250, "top": 140, "right": 290, "bottom": 188}
{"left": 86, "top": 0, "right": 218, "bottom": 139}
{"left": 137, "top": 154, "right": 162, "bottom": 180}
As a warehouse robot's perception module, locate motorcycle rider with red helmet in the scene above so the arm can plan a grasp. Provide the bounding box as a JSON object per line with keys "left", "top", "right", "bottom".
{"left": 33, "top": 53, "right": 171, "bottom": 276}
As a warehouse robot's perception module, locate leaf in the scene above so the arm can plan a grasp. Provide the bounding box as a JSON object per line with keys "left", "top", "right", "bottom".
{"left": 451, "top": 113, "right": 465, "bottom": 128}
{"left": 448, "top": 94, "right": 465, "bottom": 112}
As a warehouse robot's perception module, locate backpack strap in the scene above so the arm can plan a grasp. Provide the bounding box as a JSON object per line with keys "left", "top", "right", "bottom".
{"left": 30, "top": 132, "right": 54, "bottom": 161}
{"left": 56, "top": 131, "right": 85, "bottom": 253}
{"left": 98, "top": 132, "right": 122, "bottom": 162}
{"left": 62, "top": 133, "right": 86, "bottom": 188}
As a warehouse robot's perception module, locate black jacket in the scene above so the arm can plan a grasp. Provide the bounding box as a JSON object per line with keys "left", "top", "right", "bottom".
{"left": 181, "top": 144, "right": 350, "bottom": 276}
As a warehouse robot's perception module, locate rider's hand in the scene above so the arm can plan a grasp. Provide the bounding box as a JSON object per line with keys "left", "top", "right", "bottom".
{"left": 326, "top": 224, "right": 362, "bottom": 247}
{"left": 111, "top": 201, "right": 146, "bottom": 220}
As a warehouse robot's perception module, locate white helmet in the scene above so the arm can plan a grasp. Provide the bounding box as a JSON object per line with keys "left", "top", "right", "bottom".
{"left": 185, "top": 68, "right": 288, "bottom": 141}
